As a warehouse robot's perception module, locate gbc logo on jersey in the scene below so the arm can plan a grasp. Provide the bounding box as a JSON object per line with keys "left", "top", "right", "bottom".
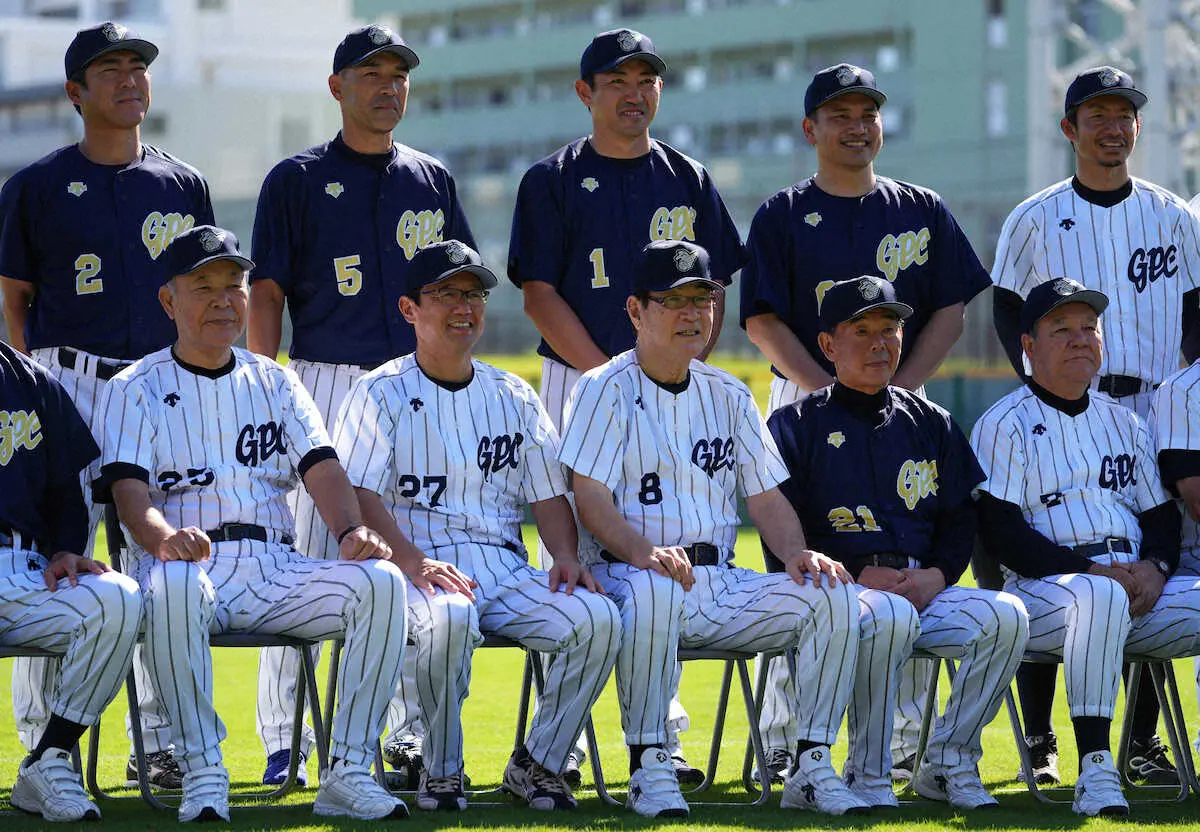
{"left": 1098, "top": 453, "right": 1137, "bottom": 491}
{"left": 477, "top": 433, "right": 523, "bottom": 480}
{"left": 896, "top": 458, "right": 938, "bottom": 510}
{"left": 142, "top": 212, "right": 197, "bottom": 260}
{"left": 396, "top": 209, "right": 446, "bottom": 260}
{"left": 649, "top": 206, "right": 697, "bottom": 242}
{"left": 0, "top": 410, "right": 42, "bottom": 466}
{"left": 875, "top": 228, "right": 930, "bottom": 282}
{"left": 691, "top": 437, "right": 735, "bottom": 478}
{"left": 236, "top": 422, "right": 288, "bottom": 467}
{"left": 1127, "top": 245, "right": 1177, "bottom": 293}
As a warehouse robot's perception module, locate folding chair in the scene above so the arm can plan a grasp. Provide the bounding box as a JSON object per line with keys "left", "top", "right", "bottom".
{"left": 92, "top": 504, "right": 330, "bottom": 810}
{"left": 0, "top": 646, "right": 84, "bottom": 785}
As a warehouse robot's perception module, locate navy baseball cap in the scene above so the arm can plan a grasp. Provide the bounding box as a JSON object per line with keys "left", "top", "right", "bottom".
{"left": 408, "top": 241, "right": 499, "bottom": 294}
{"left": 580, "top": 28, "right": 666, "bottom": 79}
{"left": 818, "top": 276, "right": 913, "bottom": 332}
{"left": 1064, "top": 66, "right": 1147, "bottom": 114}
{"left": 65, "top": 22, "right": 158, "bottom": 80}
{"left": 804, "top": 63, "right": 887, "bottom": 116}
{"left": 332, "top": 24, "right": 420, "bottom": 74}
{"left": 1021, "top": 278, "right": 1109, "bottom": 333}
{"left": 162, "top": 226, "right": 254, "bottom": 281}
{"left": 631, "top": 241, "right": 721, "bottom": 294}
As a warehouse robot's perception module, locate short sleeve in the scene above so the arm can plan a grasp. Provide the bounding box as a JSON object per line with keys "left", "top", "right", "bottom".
{"left": 991, "top": 205, "right": 1039, "bottom": 297}
{"left": 969, "top": 411, "right": 1027, "bottom": 505}
{"left": 0, "top": 171, "right": 35, "bottom": 283}
{"left": 734, "top": 387, "right": 787, "bottom": 497}
{"left": 334, "top": 375, "right": 396, "bottom": 496}
{"left": 98, "top": 378, "right": 157, "bottom": 476}
{"left": 695, "top": 174, "right": 746, "bottom": 285}
{"left": 558, "top": 372, "right": 624, "bottom": 490}
{"left": 39, "top": 370, "right": 99, "bottom": 484}
{"left": 1131, "top": 415, "right": 1172, "bottom": 512}
{"left": 930, "top": 198, "right": 991, "bottom": 306}
{"left": 518, "top": 388, "right": 569, "bottom": 503}
{"left": 250, "top": 163, "right": 299, "bottom": 290}
{"left": 507, "top": 164, "right": 565, "bottom": 289}
{"left": 938, "top": 412, "right": 987, "bottom": 502}
{"left": 738, "top": 198, "right": 791, "bottom": 324}
{"left": 1173, "top": 204, "right": 1200, "bottom": 291}
{"left": 767, "top": 404, "right": 810, "bottom": 508}
{"left": 441, "top": 170, "right": 477, "bottom": 252}
{"left": 1150, "top": 374, "right": 1200, "bottom": 453}
{"left": 280, "top": 366, "right": 331, "bottom": 466}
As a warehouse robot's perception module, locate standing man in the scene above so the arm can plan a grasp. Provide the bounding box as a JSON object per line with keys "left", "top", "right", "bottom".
{"left": 560, "top": 241, "right": 865, "bottom": 818}
{"left": 769, "top": 276, "right": 1028, "bottom": 810}
{"left": 972, "top": 278, "right": 1200, "bottom": 816}
{"left": 739, "top": 63, "right": 991, "bottom": 777}
{"left": 0, "top": 21, "right": 213, "bottom": 788}
{"left": 991, "top": 67, "right": 1200, "bottom": 785}
{"left": 508, "top": 27, "right": 744, "bottom": 780}
{"left": 248, "top": 23, "right": 476, "bottom": 785}
{"left": 334, "top": 240, "right": 621, "bottom": 813}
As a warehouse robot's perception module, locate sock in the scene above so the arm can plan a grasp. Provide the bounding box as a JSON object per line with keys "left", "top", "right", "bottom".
{"left": 629, "top": 744, "right": 662, "bottom": 775}
{"left": 30, "top": 714, "right": 88, "bottom": 763}
{"left": 1016, "top": 662, "right": 1057, "bottom": 737}
{"left": 1072, "top": 716, "right": 1111, "bottom": 759}
{"left": 1123, "top": 663, "right": 1160, "bottom": 742}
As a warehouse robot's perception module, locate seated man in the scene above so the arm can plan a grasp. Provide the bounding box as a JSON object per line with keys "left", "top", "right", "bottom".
{"left": 0, "top": 340, "right": 141, "bottom": 822}
{"left": 560, "top": 240, "right": 865, "bottom": 818}
{"left": 99, "top": 225, "right": 411, "bottom": 822}
{"left": 334, "top": 240, "right": 620, "bottom": 813}
{"left": 972, "top": 278, "right": 1200, "bottom": 817}
{"left": 768, "top": 275, "right": 1028, "bottom": 810}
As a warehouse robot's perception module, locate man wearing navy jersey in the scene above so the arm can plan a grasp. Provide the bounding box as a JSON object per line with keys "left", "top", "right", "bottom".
{"left": 0, "top": 341, "right": 141, "bottom": 822}
{"left": 0, "top": 21, "right": 212, "bottom": 788}
{"left": 740, "top": 63, "right": 991, "bottom": 778}
{"left": 768, "top": 276, "right": 1027, "bottom": 811}
{"left": 247, "top": 23, "right": 477, "bottom": 787}
{"left": 508, "top": 27, "right": 744, "bottom": 782}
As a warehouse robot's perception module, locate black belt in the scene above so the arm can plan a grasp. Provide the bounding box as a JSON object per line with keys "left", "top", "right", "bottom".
{"left": 57, "top": 347, "right": 132, "bottom": 382}
{"left": 845, "top": 552, "right": 912, "bottom": 571}
{"left": 1097, "top": 374, "right": 1157, "bottom": 398}
{"left": 1073, "top": 537, "right": 1133, "bottom": 558}
{"left": 204, "top": 523, "right": 293, "bottom": 547}
{"left": 600, "top": 543, "right": 722, "bottom": 567}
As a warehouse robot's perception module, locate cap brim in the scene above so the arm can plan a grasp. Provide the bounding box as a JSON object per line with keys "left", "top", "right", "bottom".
{"left": 84, "top": 39, "right": 159, "bottom": 71}
{"left": 425, "top": 264, "right": 499, "bottom": 290}
{"left": 808, "top": 86, "right": 887, "bottom": 115}
{"left": 177, "top": 254, "right": 255, "bottom": 277}
{"left": 590, "top": 51, "right": 667, "bottom": 77}
{"left": 664, "top": 276, "right": 723, "bottom": 291}
{"left": 1070, "top": 87, "right": 1147, "bottom": 111}
{"left": 852, "top": 300, "right": 913, "bottom": 320}
{"left": 1043, "top": 290, "right": 1110, "bottom": 320}
{"left": 350, "top": 44, "right": 420, "bottom": 71}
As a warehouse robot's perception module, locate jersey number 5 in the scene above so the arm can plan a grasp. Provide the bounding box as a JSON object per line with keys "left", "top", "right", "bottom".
{"left": 334, "top": 255, "right": 362, "bottom": 296}
{"left": 74, "top": 254, "right": 103, "bottom": 295}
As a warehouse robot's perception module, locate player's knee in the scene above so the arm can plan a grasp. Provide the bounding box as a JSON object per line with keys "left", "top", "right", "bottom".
{"left": 574, "top": 593, "right": 621, "bottom": 646}
{"left": 858, "top": 589, "right": 919, "bottom": 647}
{"left": 345, "top": 559, "right": 408, "bottom": 610}
{"left": 987, "top": 592, "right": 1030, "bottom": 646}
{"left": 89, "top": 571, "right": 143, "bottom": 634}
{"left": 622, "top": 568, "right": 685, "bottom": 617}
{"left": 142, "top": 560, "right": 210, "bottom": 616}
{"left": 1072, "top": 573, "right": 1131, "bottom": 623}
{"left": 427, "top": 591, "right": 479, "bottom": 641}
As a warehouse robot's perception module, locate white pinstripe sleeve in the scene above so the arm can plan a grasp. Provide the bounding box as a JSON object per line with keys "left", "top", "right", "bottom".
{"left": 1130, "top": 412, "right": 1172, "bottom": 512}
{"left": 992, "top": 203, "right": 1040, "bottom": 296}
{"left": 334, "top": 376, "right": 396, "bottom": 496}
{"left": 517, "top": 382, "right": 569, "bottom": 503}
{"left": 1150, "top": 370, "right": 1200, "bottom": 452}
{"left": 98, "top": 375, "right": 157, "bottom": 473}
{"left": 558, "top": 372, "right": 624, "bottom": 490}
{"left": 969, "top": 408, "right": 1026, "bottom": 505}
{"left": 278, "top": 364, "right": 332, "bottom": 465}
{"left": 733, "top": 386, "right": 787, "bottom": 497}
{"left": 1174, "top": 206, "right": 1200, "bottom": 290}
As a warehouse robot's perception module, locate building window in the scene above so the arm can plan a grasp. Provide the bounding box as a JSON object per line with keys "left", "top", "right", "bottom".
{"left": 986, "top": 79, "right": 1007, "bottom": 137}
{"left": 987, "top": 0, "right": 1006, "bottom": 47}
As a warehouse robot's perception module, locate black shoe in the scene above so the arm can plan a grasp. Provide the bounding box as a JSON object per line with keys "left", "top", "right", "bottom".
{"left": 754, "top": 747, "right": 793, "bottom": 786}
{"left": 1016, "top": 733, "right": 1060, "bottom": 785}
{"left": 890, "top": 753, "right": 916, "bottom": 784}
{"left": 503, "top": 746, "right": 576, "bottom": 810}
{"left": 563, "top": 749, "right": 584, "bottom": 789}
{"left": 382, "top": 737, "right": 423, "bottom": 790}
{"left": 1126, "top": 735, "right": 1178, "bottom": 785}
{"left": 671, "top": 753, "right": 704, "bottom": 786}
{"left": 125, "top": 749, "right": 183, "bottom": 790}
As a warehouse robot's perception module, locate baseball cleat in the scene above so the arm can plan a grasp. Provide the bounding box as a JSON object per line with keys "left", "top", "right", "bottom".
{"left": 1126, "top": 735, "right": 1178, "bottom": 785}
{"left": 381, "top": 735, "right": 423, "bottom": 790}
{"left": 563, "top": 748, "right": 585, "bottom": 789}
{"left": 671, "top": 753, "right": 704, "bottom": 787}
{"left": 262, "top": 749, "right": 307, "bottom": 787}
{"left": 416, "top": 770, "right": 467, "bottom": 812}
{"left": 178, "top": 764, "right": 230, "bottom": 823}
{"left": 626, "top": 747, "right": 689, "bottom": 818}
{"left": 1073, "top": 751, "right": 1129, "bottom": 817}
{"left": 125, "top": 748, "right": 183, "bottom": 790}
{"left": 314, "top": 760, "right": 408, "bottom": 820}
{"left": 844, "top": 767, "right": 899, "bottom": 809}
{"left": 1015, "top": 733, "right": 1060, "bottom": 785}
{"left": 11, "top": 749, "right": 101, "bottom": 822}
{"left": 754, "top": 747, "right": 794, "bottom": 786}
{"left": 781, "top": 746, "right": 870, "bottom": 816}
{"left": 889, "top": 752, "right": 916, "bottom": 783}
{"left": 913, "top": 763, "right": 998, "bottom": 810}
{"left": 502, "top": 746, "right": 576, "bottom": 810}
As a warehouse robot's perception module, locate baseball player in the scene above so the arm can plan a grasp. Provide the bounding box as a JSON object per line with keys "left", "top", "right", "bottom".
{"left": 739, "top": 63, "right": 991, "bottom": 778}
{"left": 248, "top": 23, "right": 476, "bottom": 785}
{"left": 508, "top": 27, "right": 744, "bottom": 781}
{"left": 559, "top": 240, "right": 866, "bottom": 818}
{"left": 0, "top": 340, "right": 141, "bottom": 822}
{"left": 972, "top": 278, "right": 1200, "bottom": 816}
{"left": 0, "top": 20, "right": 213, "bottom": 789}
{"left": 333, "top": 240, "right": 621, "bottom": 812}
{"left": 991, "top": 67, "right": 1200, "bottom": 786}
{"left": 768, "top": 275, "right": 1028, "bottom": 810}
{"left": 98, "top": 225, "right": 411, "bottom": 822}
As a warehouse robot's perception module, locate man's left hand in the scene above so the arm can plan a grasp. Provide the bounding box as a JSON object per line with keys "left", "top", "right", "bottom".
{"left": 43, "top": 551, "right": 109, "bottom": 590}
{"left": 895, "top": 567, "right": 946, "bottom": 612}
{"left": 338, "top": 526, "right": 392, "bottom": 561}
{"left": 549, "top": 558, "right": 603, "bottom": 595}
{"left": 1122, "top": 560, "right": 1166, "bottom": 617}
{"left": 786, "top": 549, "right": 851, "bottom": 588}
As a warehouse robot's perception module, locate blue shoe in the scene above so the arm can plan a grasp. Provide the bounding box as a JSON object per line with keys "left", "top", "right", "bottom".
{"left": 262, "top": 749, "right": 308, "bottom": 787}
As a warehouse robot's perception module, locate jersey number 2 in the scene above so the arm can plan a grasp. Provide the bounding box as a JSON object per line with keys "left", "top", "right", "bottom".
{"left": 74, "top": 254, "right": 103, "bottom": 295}
{"left": 334, "top": 255, "right": 362, "bottom": 296}
{"left": 588, "top": 248, "right": 609, "bottom": 289}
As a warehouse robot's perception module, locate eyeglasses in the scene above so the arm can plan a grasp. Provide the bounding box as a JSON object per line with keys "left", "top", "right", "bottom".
{"left": 420, "top": 287, "right": 490, "bottom": 306}
{"left": 646, "top": 293, "right": 717, "bottom": 310}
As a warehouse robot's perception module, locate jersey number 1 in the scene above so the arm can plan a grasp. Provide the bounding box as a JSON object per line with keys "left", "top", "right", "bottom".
{"left": 334, "top": 255, "right": 362, "bottom": 296}
{"left": 74, "top": 254, "right": 103, "bottom": 295}
{"left": 588, "top": 248, "right": 609, "bottom": 289}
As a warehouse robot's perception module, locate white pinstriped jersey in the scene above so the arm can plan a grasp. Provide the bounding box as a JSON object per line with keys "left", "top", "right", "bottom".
{"left": 558, "top": 350, "right": 787, "bottom": 566}
{"left": 993, "top": 178, "right": 1200, "bottom": 383}
{"left": 970, "top": 386, "right": 1169, "bottom": 554}
{"left": 98, "top": 347, "right": 331, "bottom": 547}
{"left": 1149, "top": 361, "right": 1200, "bottom": 568}
{"left": 334, "top": 355, "right": 567, "bottom": 555}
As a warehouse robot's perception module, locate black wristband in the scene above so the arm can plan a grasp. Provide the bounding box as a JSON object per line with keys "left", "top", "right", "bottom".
{"left": 337, "top": 523, "right": 365, "bottom": 545}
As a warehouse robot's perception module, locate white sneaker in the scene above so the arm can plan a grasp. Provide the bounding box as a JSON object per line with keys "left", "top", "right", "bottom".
{"left": 913, "top": 763, "right": 998, "bottom": 810}
{"left": 315, "top": 760, "right": 408, "bottom": 820}
{"left": 178, "top": 764, "right": 230, "bottom": 822}
{"left": 781, "top": 746, "right": 870, "bottom": 816}
{"left": 626, "top": 748, "right": 689, "bottom": 818}
{"left": 844, "top": 767, "right": 899, "bottom": 808}
{"left": 1073, "top": 751, "right": 1129, "bottom": 817}
{"left": 10, "top": 749, "right": 100, "bottom": 822}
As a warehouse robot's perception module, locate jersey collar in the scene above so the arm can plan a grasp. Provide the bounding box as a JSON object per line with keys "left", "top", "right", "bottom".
{"left": 171, "top": 347, "right": 236, "bottom": 379}
{"left": 1071, "top": 175, "right": 1132, "bottom": 208}
{"left": 331, "top": 131, "right": 397, "bottom": 171}
{"left": 830, "top": 381, "right": 890, "bottom": 426}
{"left": 1027, "top": 379, "right": 1089, "bottom": 416}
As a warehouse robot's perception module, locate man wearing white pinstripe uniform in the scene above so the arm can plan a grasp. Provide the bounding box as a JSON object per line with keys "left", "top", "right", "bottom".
{"left": 973, "top": 279, "right": 1200, "bottom": 817}
{"left": 100, "top": 225, "right": 411, "bottom": 822}
{"left": 561, "top": 241, "right": 864, "bottom": 818}
{"left": 334, "top": 240, "right": 620, "bottom": 813}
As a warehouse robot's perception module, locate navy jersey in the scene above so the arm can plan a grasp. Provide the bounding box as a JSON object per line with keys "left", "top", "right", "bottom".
{"left": 0, "top": 341, "right": 98, "bottom": 552}
{"left": 508, "top": 138, "right": 745, "bottom": 364}
{"left": 740, "top": 176, "right": 990, "bottom": 377}
{"left": 768, "top": 384, "right": 984, "bottom": 579}
{"left": 251, "top": 134, "right": 475, "bottom": 366}
{"left": 0, "top": 144, "right": 214, "bottom": 360}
